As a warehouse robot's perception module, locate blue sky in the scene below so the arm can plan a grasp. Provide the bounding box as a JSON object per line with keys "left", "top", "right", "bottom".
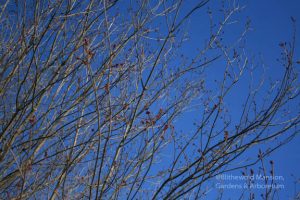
{"left": 178, "top": 0, "right": 300, "bottom": 198}
{"left": 237, "top": 0, "right": 300, "bottom": 197}
{"left": 245, "top": 1, "right": 300, "bottom": 199}
{"left": 1, "top": 0, "right": 298, "bottom": 199}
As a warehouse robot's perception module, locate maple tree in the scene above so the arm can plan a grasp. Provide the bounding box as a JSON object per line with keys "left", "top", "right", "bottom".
{"left": 0, "top": 0, "right": 299, "bottom": 199}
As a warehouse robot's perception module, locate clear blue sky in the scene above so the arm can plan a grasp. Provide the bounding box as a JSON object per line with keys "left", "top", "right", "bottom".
{"left": 173, "top": 0, "right": 300, "bottom": 199}
{"left": 1, "top": 0, "right": 299, "bottom": 199}
{"left": 245, "top": 0, "right": 300, "bottom": 199}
